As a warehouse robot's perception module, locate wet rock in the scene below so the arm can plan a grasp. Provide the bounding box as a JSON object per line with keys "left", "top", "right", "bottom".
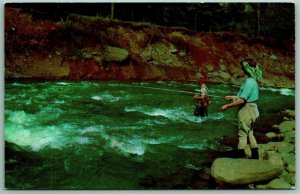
{"left": 141, "top": 50, "right": 152, "bottom": 61}
{"left": 211, "top": 158, "right": 284, "bottom": 185}
{"left": 266, "top": 178, "right": 293, "bottom": 189}
{"left": 198, "top": 167, "right": 211, "bottom": 181}
{"left": 282, "top": 131, "right": 295, "bottom": 143}
{"left": 277, "top": 143, "right": 294, "bottom": 154}
{"left": 278, "top": 120, "right": 295, "bottom": 133}
{"left": 104, "top": 46, "right": 129, "bottom": 62}
{"left": 260, "top": 142, "right": 292, "bottom": 153}
{"left": 255, "top": 184, "right": 268, "bottom": 189}
{"left": 282, "top": 110, "right": 295, "bottom": 118}
{"left": 270, "top": 54, "right": 278, "bottom": 61}
{"left": 170, "top": 48, "right": 178, "bottom": 54}
{"left": 178, "top": 50, "right": 186, "bottom": 57}
{"left": 265, "top": 132, "right": 277, "bottom": 139}
{"left": 280, "top": 172, "right": 295, "bottom": 185}
{"left": 206, "top": 64, "right": 214, "bottom": 72}
{"left": 282, "top": 154, "right": 295, "bottom": 173}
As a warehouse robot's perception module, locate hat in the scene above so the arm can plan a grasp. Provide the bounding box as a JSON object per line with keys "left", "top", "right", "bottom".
{"left": 198, "top": 77, "right": 207, "bottom": 84}
{"left": 242, "top": 61, "right": 263, "bottom": 82}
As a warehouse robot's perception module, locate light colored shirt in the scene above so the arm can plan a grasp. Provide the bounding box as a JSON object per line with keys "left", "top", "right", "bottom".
{"left": 237, "top": 77, "right": 259, "bottom": 103}
{"left": 200, "top": 84, "right": 208, "bottom": 96}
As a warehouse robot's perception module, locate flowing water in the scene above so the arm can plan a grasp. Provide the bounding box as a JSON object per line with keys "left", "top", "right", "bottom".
{"left": 4, "top": 81, "right": 295, "bottom": 189}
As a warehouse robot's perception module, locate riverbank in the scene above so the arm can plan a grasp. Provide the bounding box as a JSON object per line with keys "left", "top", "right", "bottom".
{"left": 209, "top": 109, "right": 295, "bottom": 189}
{"left": 5, "top": 7, "right": 295, "bottom": 88}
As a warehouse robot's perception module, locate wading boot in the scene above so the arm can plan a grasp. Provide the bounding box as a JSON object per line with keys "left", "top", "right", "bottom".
{"left": 251, "top": 148, "right": 259, "bottom": 159}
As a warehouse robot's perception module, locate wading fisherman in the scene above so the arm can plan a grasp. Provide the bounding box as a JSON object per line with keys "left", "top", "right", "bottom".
{"left": 193, "top": 77, "right": 211, "bottom": 117}
{"left": 220, "top": 59, "right": 262, "bottom": 159}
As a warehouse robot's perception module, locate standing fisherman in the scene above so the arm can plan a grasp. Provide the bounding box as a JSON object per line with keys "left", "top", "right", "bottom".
{"left": 220, "top": 59, "right": 262, "bottom": 159}
{"left": 193, "top": 77, "right": 211, "bottom": 117}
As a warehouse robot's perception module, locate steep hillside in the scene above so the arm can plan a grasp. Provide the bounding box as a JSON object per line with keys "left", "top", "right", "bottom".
{"left": 5, "top": 7, "right": 295, "bottom": 88}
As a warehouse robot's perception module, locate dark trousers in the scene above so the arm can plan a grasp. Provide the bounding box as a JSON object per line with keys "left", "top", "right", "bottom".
{"left": 194, "top": 105, "right": 208, "bottom": 117}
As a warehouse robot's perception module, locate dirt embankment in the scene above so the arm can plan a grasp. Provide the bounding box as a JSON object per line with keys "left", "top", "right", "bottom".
{"left": 5, "top": 7, "right": 295, "bottom": 88}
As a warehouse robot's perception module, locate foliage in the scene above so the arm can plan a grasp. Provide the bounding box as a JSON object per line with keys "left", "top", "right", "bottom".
{"left": 6, "top": 3, "right": 294, "bottom": 39}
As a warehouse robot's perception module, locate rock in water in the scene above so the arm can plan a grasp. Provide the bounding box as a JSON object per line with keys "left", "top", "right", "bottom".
{"left": 211, "top": 158, "right": 284, "bottom": 185}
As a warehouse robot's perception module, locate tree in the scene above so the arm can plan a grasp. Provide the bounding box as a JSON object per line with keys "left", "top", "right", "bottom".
{"left": 110, "top": 3, "right": 114, "bottom": 20}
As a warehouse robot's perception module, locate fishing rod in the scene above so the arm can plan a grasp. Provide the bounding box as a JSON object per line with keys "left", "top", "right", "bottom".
{"left": 120, "top": 84, "right": 223, "bottom": 98}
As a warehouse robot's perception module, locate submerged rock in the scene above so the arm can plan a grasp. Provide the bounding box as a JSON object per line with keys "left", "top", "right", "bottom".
{"left": 211, "top": 158, "right": 284, "bottom": 185}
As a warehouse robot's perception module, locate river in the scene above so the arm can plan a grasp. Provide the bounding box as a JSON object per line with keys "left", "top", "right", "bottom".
{"left": 4, "top": 81, "right": 295, "bottom": 189}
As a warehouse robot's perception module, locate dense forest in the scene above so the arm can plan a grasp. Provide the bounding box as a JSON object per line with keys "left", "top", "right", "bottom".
{"left": 8, "top": 3, "right": 295, "bottom": 39}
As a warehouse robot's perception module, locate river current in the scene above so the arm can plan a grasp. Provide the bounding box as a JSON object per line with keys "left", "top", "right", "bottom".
{"left": 4, "top": 81, "right": 295, "bottom": 189}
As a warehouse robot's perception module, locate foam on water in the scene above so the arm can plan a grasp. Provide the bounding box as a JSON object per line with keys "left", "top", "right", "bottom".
{"left": 74, "top": 136, "right": 94, "bottom": 145}
{"left": 11, "top": 82, "right": 31, "bottom": 87}
{"left": 56, "top": 82, "right": 69, "bottom": 85}
{"left": 91, "top": 96, "right": 103, "bottom": 101}
{"left": 25, "top": 98, "right": 32, "bottom": 105}
{"left": 36, "top": 106, "right": 64, "bottom": 121}
{"left": 5, "top": 121, "right": 65, "bottom": 151}
{"left": 93, "top": 125, "right": 181, "bottom": 156}
{"left": 124, "top": 106, "right": 224, "bottom": 123}
{"left": 124, "top": 106, "right": 179, "bottom": 121}
{"left": 5, "top": 110, "right": 97, "bottom": 151}
{"left": 143, "top": 136, "right": 180, "bottom": 145}
{"left": 6, "top": 110, "right": 34, "bottom": 125}
{"left": 260, "top": 87, "right": 295, "bottom": 96}
{"left": 279, "top": 88, "right": 295, "bottom": 96}
{"left": 92, "top": 92, "right": 120, "bottom": 102}
{"left": 81, "top": 126, "right": 105, "bottom": 135}
{"left": 138, "top": 119, "right": 167, "bottom": 126}
{"left": 106, "top": 136, "right": 146, "bottom": 156}
{"left": 178, "top": 143, "right": 209, "bottom": 150}
{"left": 185, "top": 163, "right": 201, "bottom": 170}
{"left": 54, "top": 99, "right": 65, "bottom": 104}
{"left": 78, "top": 126, "right": 147, "bottom": 157}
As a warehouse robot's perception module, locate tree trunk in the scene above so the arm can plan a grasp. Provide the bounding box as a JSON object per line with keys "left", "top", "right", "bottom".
{"left": 194, "top": 14, "right": 197, "bottom": 31}
{"left": 110, "top": 3, "right": 114, "bottom": 20}
{"left": 131, "top": 10, "right": 134, "bottom": 21}
{"left": 257, "top": 3, "right": 261, "bottom": 35}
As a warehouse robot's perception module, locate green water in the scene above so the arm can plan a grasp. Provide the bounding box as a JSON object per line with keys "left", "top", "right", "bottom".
{"left": 5, "top": 81, "right": 295, "bottom": 189}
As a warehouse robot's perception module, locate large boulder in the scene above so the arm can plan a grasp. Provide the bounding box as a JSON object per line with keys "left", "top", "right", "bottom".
{"left": 104, "top": 46, "right": 129, "bottom": 62}
{"left": 211, "top": 158, "right": 284, "bottom": 185}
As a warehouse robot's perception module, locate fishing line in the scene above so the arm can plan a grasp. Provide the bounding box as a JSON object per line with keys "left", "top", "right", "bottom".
{"left": 120, "top": 84, "right": 223, "bottom": 98}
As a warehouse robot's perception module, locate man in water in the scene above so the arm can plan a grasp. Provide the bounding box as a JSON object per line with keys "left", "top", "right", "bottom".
{"left": 193, "top": 77, "right": 210, "bottom": 117}
{"left": 220, "top": 59, "right": 262, "bottom": 159}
